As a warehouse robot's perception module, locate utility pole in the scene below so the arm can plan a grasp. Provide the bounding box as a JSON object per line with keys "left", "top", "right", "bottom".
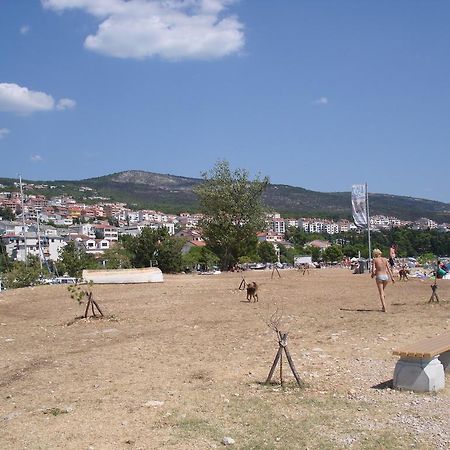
{"left": 19, "top": 174, "right": 28, "bottom": 263}
{"left": 36, "top": 210, "right": 43, "bottom": 271}
{"left": 365, "top": 183, "right": 372, "bottom": 268}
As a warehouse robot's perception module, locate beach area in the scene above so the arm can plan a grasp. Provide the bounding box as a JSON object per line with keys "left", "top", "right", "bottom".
{"left": 1, "top": 268, "right": 449, "bottom": 449}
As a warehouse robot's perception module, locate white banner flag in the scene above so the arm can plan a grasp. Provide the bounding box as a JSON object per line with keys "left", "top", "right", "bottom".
{"left": 352, "top": 184, "right": 368, "bottom": 227}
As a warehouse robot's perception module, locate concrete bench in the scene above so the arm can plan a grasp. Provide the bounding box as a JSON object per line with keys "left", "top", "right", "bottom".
{"left": 393, "top": 332, "right": 450, "bottom": 392}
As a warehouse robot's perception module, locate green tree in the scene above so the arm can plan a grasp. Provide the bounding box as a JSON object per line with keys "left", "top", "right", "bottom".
{"left": 257, "top": 241, "right": 278, "bottom": 263}
{"left": 286, "top": 226, "right": 308, "bottom": 247}
{"left": 121, "top": 227, "right": 162, "bottom": 268}
{"left": 182, "top": 246, "right": 219, "bottom": 271}
{"left": 418, "top": 252, "right": 436, "bottom": 265}
{"left": 3, "top": 255, "right": 42, "bottom": 289}
{"left": 121, "top": 227, "right": 184, "bottom": 272}
{"left": 101, "top": 244, "right": 132, "bottom": 269}
{"left": 323, "top": 245, "right": 344, "bottom": 263}
{"left": 0, "top": 239, "right": 10, "bottom": 273}
{"left": 57, "top": 241, "right": 97, "bottom": 278}
{"left": 303, "top": 246, "right": 322, "bottom": 262}
{"left": 156, "top": 237, "right": 184, "bottom": 273}
{"left": 0, "top": 207, "right": 15, "bottom": 221}
{"left": 194, "top": 161, "right": 269, "bottom": 270}
{"left": 108, "top": 216, "right": 119, "bottom": 227}
{"left": 279, "top": 244, "right": 296, "bottom": 265}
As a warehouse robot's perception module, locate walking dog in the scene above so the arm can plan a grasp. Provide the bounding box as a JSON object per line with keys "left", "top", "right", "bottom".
{"left": 399, "top": 267, "right": 409, "bottom": 281}
{"left": 246, "top": 281, "right": 259, "bottom": 302}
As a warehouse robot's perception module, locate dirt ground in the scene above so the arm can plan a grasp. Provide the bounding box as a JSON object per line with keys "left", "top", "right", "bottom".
{"left": 1, "top": 269, "right": 449, "bottom": 450}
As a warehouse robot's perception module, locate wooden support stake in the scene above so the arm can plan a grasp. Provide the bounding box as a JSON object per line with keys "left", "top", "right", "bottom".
{"left": 265, "top": 332, "right": 301, "bottom": 386}
{"left": 284, "top": 346, "right": 302, "bottom": 386}
{"left": 238, "top": 278, "right": 246, "bottom": 290}
{"left": 271, "top": 267, "right": 281, "bottom": 279}
{"left": 84, "top": 293, "right": 91, "bottom": 318}
{"left": 92, "top": 299, "right": 104, "bottom": 316}
{"left": 279, "top": 348, "right": 283, "bottom": 387}
{"left": 429, "top": 283, "right": 440, "bottom": 303}
{"left": 265, "top": 347, "right": 283, "bottom": 384}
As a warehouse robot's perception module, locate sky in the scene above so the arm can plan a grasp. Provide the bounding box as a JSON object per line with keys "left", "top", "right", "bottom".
{"left": 0, "top": 0, "right": 449, "bottom": 203}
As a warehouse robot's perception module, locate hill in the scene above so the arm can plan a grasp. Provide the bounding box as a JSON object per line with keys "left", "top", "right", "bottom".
{"left": 1, "top": 170, "right": 449, "bottom": 221}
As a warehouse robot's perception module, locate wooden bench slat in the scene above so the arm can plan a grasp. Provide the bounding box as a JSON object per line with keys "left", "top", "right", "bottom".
{"left": 393, "top": 332, "right": 450, "bottom": 359}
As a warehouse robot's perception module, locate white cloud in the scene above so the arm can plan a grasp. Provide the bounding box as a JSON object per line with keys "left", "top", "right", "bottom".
{"left": 0, "top": 83, "right": 54, "bottom": 114}
{"left": 0, "top": 128, "right": 10, "bottom": 139}
{"left": 0, "top": 83, "right": 76, "bottom": 115}
{"left": 30, "top": 154, "right": 43, "bottom": 162}
{"left": 56, "top": 98, "right": 77, "bottom": 110}
{"left": 42, "top": 0, "right": 244, "bottom": 60}
{"left": 313, "top": 97, "right": 329, "bottom": 106}
{"left": 20, "top": 25, "right": 30, "bottom": 35}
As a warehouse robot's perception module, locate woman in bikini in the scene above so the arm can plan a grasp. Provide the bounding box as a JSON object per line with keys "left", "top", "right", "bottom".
{"left": 371, "top": 248, "right": 395, "bottom": 312}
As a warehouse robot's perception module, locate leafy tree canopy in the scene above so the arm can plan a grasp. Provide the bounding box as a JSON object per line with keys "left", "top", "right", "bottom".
{"left": 194, "top": 161, "right": 269, "bottom": 270}
{"left": 0, "top": 207, "right": 15, "bottom": 221}
{"left": 323, "top": 245, "right": 344, "bottom": 263}
{"left": 257, "top": 241, "right": 278, "bottom": 263}
{"left": 101, "top": 244, "right": 132, "bottom": 269}
{"left": 182, "top": 246, "right": 219, "bottom": 272}
{"left": 2, "top": 255, "right": 42, "bottom": 289}
{"left": 57, "top": 241, "right": 97, "bottom": 278}
{"left": 121, "top": 227, "right": 184, "bottom": 273}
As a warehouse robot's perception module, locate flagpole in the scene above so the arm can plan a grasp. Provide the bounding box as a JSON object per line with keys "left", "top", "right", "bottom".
{"left": 365, "top": 182, "right": 372, "bottom": 267}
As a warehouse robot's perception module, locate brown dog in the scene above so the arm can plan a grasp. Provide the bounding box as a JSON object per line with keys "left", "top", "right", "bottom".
{"left": 399, "top": 268, "right": 409, "bottom": 281}
{"left": 246, "top": 282, "right": 258, "bottom": 302}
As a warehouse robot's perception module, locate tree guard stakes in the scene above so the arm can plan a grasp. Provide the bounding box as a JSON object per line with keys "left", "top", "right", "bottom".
{"left": 265, "top": 331, "right": 302, "bottom": 387}
{"left": 271, "top": 266, "right": 281, "bottom": 279}
{"left": 429, "top": 282, "right": 439, "bottom": 303}
{"left": 68, "top": 283, "right": 104, "bottom": 319}
{"left": 84, "top": 291, "right": 104, "bottom": 318}
{"left": 238, "top": 277, "right": 247, "bottom": 290}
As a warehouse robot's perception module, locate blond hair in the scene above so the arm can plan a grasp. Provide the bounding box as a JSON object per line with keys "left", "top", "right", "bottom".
{"left": 373, "top": 248, "right": 382, "bottom": 257}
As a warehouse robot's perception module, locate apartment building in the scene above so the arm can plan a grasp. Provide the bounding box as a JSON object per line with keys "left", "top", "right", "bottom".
{"left": 1, "top": 232, "right": 66, "bottom": 261}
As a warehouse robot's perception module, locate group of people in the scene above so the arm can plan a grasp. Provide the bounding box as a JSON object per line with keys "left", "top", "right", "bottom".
{"left": 371, "top": 244, "right": 450, "bottom": 311}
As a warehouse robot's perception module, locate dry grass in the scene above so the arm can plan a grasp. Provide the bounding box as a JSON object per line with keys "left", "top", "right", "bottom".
{"left": 0, "top": 269, "right": 449, "bottom": 449}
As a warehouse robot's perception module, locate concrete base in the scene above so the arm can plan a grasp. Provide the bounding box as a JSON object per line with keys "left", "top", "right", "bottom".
{"left": 393, "top": 356, "right": 445, "bottom": 392}
{"left": 439, "top": 351, "right": 450, "bottom": 372}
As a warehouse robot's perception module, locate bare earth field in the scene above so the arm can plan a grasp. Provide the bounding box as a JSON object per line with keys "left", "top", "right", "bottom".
{"left": 1, "top": 269, "right": 449, "bottom": 450}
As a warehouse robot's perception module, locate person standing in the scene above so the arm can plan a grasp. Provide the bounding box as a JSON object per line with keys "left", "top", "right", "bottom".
{"left": 389, "top": 243, "right": 397, "bottom": 268}
{"left": 371, "top": 248, "right": 395, "bottom": 312}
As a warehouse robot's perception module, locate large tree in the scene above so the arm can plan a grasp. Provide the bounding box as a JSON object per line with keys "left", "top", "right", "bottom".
{"left": 101, "top": 244, "right": 132, "bottom": 269}
{"left": 257, "top": 241, "right": 278, "bottom": 263}
{"left": 194, "top": 161, "right": 269, "bottom": 270}
{"left": 57, "top": 241, "right": 97, "bottom": 278}
{"left": 323, "top": 245, "right": 344, "bottom": 263}
{"left": 0, "top": 207, "right": 15, "bottom": 221}
{"left": 182, "top": 246, "right": 220, "bottom": 272}
{"left": 3, "top": 255, "right": 43, "bottom": 289}
{"left": 121, "top": 227, "right": 184, "bottom": 272}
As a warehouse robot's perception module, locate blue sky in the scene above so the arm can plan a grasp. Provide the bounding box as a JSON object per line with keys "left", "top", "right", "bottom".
{"left": 1, "top": 0, "right": 449, "bottom": 203}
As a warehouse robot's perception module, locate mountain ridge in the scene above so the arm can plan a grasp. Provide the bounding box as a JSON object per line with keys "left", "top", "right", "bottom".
{"left": 1, "top": 170, "right": 449, "bottom": 222}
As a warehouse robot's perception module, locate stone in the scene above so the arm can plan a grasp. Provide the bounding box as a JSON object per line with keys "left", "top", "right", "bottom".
{"left": 222, "top": 437, "right": 235, "bottom": 446}
{"left": 438, "top": 350, "right": 450, "bottom": 372}
{"left": 3, "top": 411, "right": 21, "bottom": 421}
{"left": 143, "top": 400, "right": 164, "bottom": 407}
{"left": 393, "top": 356, "right": 445, "bottom": 392}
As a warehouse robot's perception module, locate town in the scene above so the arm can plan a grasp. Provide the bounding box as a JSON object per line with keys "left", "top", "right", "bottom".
{"left": 1, "top": 184, "right": 448, "bottom": 264}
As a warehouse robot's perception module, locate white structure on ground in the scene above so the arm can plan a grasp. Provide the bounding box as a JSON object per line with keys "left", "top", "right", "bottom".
{"left": 82, "top": 267, "right": 163, "bottom": 284}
